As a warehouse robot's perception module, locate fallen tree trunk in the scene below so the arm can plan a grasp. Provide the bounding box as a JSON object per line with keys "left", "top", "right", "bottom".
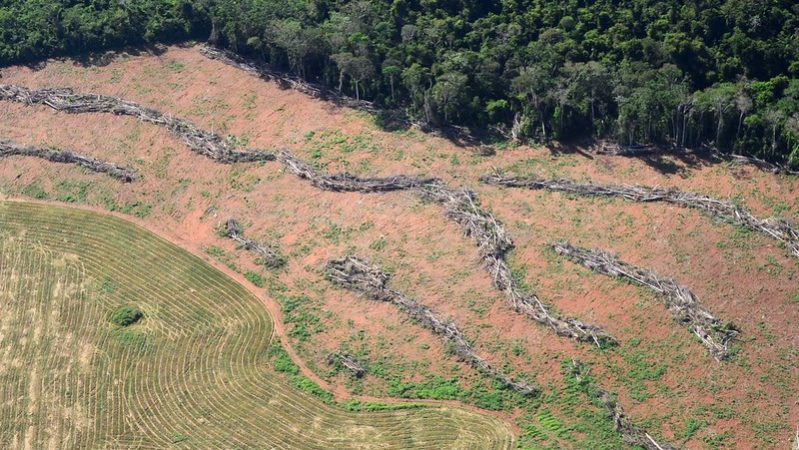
{"left": 279, "top": 149, "right": 614, "bottom": 347}
{"left": 325, "top": 351, "right": 367, "bottom": 378}
{"left": 1, "top": 140, "right": 134, "bottom": 181}
{"left": 0, "top": 84, "right": 274, "bottom": 164}
{"left": 570, "top": 360, "right": 676, "bottom": 450}
{"left": 552, "top": 241, "right": 738, "bottom": 360}
{"left": 224, "top": 218, "right": 285, "bottom": 268}
{"left": 326, "top": 256, "right": 537, "bottom": 396}
{"left": 483, "top": 172, "right": 799, "bottom": 260}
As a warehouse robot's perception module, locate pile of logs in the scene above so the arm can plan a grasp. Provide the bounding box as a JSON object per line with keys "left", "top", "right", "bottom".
{"left": 570, "top": 360, "right": 675, "bottom": 450}
{"left": 0, "top": 84, "right": 274, "bottom": 164}
{"left": 281, "top": 151, "right": 614, "bottom": 347}
{"left": 325, "top": 256, "right": 538, "bottom": 396}
{"left": 224, "top": 218, "right": 285, "bottom": 268}
{"left": 483, "top": 173, "right": 799, "bottom": 260}
{"left": 552, "top": 241, "right": 738, "bottom": 360}
{"left": 1, "top": 140, "right": 134, "bottom": 181}
{"left": 325, "top": 351, "right": 367, "bottom": 378}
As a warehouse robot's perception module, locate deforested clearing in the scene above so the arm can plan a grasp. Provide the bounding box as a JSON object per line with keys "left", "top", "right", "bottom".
{"left": 0, "top": 201, "right": 513, "bottom": 449}
{"left": 1, "top": 45, "right": 798, "bottom": 449}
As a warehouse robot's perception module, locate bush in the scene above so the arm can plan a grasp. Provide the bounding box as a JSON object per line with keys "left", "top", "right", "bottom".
{"left": 110, "top": 306, "right": 144, "bottom": 327}
{"left": 244, "top": 271, "right": 264, "bottom": 287}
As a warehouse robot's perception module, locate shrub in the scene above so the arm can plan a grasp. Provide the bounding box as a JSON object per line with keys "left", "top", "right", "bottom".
{"left": 110, "top": 305, "right": 144, "bottom": 327}
{"left": 244, "top": 271, "right": 264, "bottom": 287}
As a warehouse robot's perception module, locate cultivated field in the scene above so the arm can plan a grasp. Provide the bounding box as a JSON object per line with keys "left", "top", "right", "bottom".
{"left": 0, "top": 201, "right": 513, "bottom": 449}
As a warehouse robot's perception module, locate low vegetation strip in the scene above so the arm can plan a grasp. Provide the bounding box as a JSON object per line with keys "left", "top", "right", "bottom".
{"left": 552, "top": 242, "right": 738, "bottom": 361}
{"left": 326, "top": 256, "right": 538, "bottom": 396}
{"left": 483, "top": 173, "right": 799, "bottom": 260}
{"left": 569, "top": 360, "right": 676, "bottom": 450}
{"left": 0, "top": 139, "right": 134, "bottom": 181}
{"left": 280, "top": 150, "right": 614, "bottom": 347}
{"left": 224, "top": 218, "right": 285, "bottom": 268}
{"left": 0, "top": 84, "right": 274, "bottom": 163}
{"left": 0, "top": 201, "right": 514, "bottom": 449}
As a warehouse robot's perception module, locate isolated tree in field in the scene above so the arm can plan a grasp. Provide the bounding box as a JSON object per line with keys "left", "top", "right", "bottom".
{"left": 111, "top": 305, "right": 144, "bottom": 327}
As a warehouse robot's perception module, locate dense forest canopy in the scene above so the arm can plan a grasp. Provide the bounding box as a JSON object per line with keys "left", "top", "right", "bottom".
{"left": 1, "top": 0, "right": 797, "bottom": 165}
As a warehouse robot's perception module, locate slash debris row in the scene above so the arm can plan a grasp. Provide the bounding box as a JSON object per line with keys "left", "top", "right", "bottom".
{"left": 552, "top": 241, "right": 738, "bottom": 360}
{"left": 277, "top": 149, "right": 436, "bottom": 192}
{"left": 0, "top": 84, "right": 274, "bottom": 163}
{"left": 1, "top": 139, "right": 135, "bottom": 181}
{"left": 224, "top": 218, "right": 285, "bottom": 268}
{"left": 279, "top": 151, "right": 614, "bottom": 347}
{"left": 325, "top": 256, "right": 538, "bottom": 396}
{"left": 483, "top": 172, "right": 799, "bottom": 260}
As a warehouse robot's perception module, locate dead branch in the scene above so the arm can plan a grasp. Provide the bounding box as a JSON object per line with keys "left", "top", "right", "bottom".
{"left": 570, "top": 360, "right": 676, "bottom": 450}
{"left": 483, "top": 172, "right": 799, "bottom": 261}
{"left": 325, "top": 351, "right": 367, "bottom": 378}
{"left": 0, "top": 84, "right": 274, "bottom": 164}
{"left": 552, "top": 241, "right": 738, "bottom": 360}
{"left": 279, "top": 149, "right": 614, "bottom": 346}
{"left": 0, "top": 139, "right": 134, "bottom": 181}
{"left": 225, "top": 218, "right": 285, "bottom": 268}
{"left": 325, "top": 256, "right": 538, "bottom": 396}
